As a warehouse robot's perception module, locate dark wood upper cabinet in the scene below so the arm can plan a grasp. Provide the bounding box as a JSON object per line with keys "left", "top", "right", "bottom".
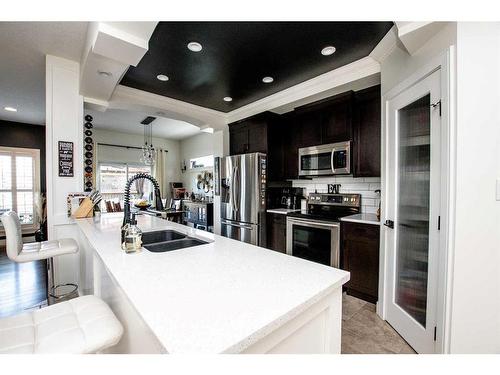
{"left": 229, "top": 112, "right": 284, "bottom": 181}
{"left": 320, "top": 91, "right": 353, "bottom": 144}
{"left": 352, "top": 85, "right": 381, "bottom": 177}
{"left": 228, "top": 85, "right": 381, "bottom": 181}
{"left": 294, "top": 110, "right": 322, "bottom": 148}
{"left": 229, "top": 125, "right": 249, "bottom": 155}
{"left": 341, "top": 221, "right": 380, "bottom": 303}
{"left": 229, "top": 112, "right": 274, "bottom": 155}
{"left": 294, "top": 91, "right": 353, "bottom": 147}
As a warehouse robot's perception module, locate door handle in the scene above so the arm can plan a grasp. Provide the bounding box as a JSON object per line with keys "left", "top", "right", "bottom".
{"left": 384, "top": 220, "right": 394, "bottom": 229}
{"left": 331, "top": 148, "right": 336, "bottom": 174}
{"left": 230, "top": 166, "right": 236, "bottom": 208}
{"left": 222, "top": 220, "right": 252, "bottom": 230}
{"left": 234, "top": 166, "right": 239, "bottom": 212}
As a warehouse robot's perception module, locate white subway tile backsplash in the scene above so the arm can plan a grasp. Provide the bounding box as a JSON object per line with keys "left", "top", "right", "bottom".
{"left": 292, "top": 175, "right": 381, "bottom": 214}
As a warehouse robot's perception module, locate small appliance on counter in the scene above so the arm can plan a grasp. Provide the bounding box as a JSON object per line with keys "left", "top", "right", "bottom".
{"left": 267, "top": 187, "right": 304, "bottom": 210}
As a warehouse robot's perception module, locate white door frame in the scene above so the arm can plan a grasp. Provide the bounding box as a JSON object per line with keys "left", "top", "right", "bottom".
{"left": 378, "top": 47, "right": 456, "bottom": 354}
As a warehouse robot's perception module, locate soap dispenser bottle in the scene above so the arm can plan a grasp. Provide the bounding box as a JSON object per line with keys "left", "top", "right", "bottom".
{"left": 121, "top": 213, "right": 142, "bottom": 253}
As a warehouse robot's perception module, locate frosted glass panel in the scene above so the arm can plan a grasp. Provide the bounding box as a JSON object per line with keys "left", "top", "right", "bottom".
{"left": 395, "top": 94, "right": 431, "bottom": 327}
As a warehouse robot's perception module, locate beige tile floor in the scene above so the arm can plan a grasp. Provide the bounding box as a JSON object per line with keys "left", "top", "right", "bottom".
{"left": 342, "top": 293, "right": 417, "bottom": 354}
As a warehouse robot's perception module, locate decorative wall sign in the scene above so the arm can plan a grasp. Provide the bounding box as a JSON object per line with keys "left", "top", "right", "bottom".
{"left": 58, "top": 141, "right": 74, "bottom": 177}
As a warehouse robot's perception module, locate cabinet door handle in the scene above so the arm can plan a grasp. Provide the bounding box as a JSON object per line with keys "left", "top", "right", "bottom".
{"left": 384, "top": 220, "right": 394, "bottom": 229}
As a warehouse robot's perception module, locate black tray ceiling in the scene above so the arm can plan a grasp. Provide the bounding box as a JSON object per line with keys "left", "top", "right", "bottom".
{"left": 121, "top": 22, "right": 393, "bottom": 112}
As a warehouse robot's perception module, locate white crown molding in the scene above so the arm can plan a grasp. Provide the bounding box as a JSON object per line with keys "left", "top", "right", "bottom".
{"left": 80, "top": 22, "right": 158, "bottom": 102}
{"left": 394, "top": 22, "right": 448, "bottom": 55}
{"left": 369, "top": 25, "right": 399, "bottom": 64}
{"left": 225, "top": 56, "right": 381, "bottom": 124}
{"left": 109, "top": 84, "right": 228, "bottom": 129}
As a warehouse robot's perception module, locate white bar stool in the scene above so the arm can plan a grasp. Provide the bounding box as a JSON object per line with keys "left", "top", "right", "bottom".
{"left": 1, "top": 211, "right": 79, "bottom": 304}
{"left": 0, "top": 295, "right": 124, "bottom": 353}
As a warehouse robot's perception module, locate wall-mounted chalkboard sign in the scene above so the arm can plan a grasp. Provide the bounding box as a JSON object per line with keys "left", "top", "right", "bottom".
{"left": 58, "top": 141, "right": 74, "bottom": 177}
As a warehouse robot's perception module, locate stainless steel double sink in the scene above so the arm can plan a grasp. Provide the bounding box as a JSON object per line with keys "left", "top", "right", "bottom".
{"left": 141, "top": 229, "right": 210, "bottom": 253}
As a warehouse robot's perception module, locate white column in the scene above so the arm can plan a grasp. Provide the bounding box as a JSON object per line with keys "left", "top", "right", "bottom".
{"left": 212, "top": 127, "right": 229, "bottom": 235}
{"left": 45, "top": 55, "right": 83, "bottom": 286}
{"left": 449, "top": 22, "right": 500, "bottom": 353}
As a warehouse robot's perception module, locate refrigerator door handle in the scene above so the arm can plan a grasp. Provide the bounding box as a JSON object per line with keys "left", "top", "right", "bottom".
{"left": 221, "top": 220, "right": 253, "bottom": 230}
{"left": 230, "top": 166, "right": 236, "bottom": 209}
{"left": 234, "top": 165, "right": 239, "bottom": 212}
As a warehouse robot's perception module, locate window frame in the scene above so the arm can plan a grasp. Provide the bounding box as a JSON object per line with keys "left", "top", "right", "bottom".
{"left": 0, "top": 146, "right": 41, "bottom": 234}
{"left": 96, "top": 161, "right": 153, "bottom": 208}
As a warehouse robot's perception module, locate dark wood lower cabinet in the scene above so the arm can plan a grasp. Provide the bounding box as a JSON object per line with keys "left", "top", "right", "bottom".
{"left": 266, "top": 213, "right": 287, "bottom": 253}
{"left": 341, "top": 221, "right": 380, "bottom": 303}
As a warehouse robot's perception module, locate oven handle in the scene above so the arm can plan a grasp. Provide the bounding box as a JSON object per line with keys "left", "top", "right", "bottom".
{"left": 287, "top": 217, "right": 340, "bottom": 228}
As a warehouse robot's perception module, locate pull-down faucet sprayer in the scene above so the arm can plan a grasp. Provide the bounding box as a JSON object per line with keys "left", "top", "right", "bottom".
{"left": 122, "top": 173, "right": 164, "bottom": 227}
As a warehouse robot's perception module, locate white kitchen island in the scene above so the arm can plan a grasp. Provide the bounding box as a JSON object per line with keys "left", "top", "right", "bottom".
{"left": 76, "top": 213, "right": 349, "bottom": 354}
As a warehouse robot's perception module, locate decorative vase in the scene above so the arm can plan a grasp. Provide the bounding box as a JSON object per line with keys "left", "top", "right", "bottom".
{"left": 34, "top": 222, "right": 47, "bottom": 242}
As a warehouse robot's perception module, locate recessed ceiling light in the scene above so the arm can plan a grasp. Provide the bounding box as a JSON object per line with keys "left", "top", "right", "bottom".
{"left": 98, "top": 70, "right": 112, "bottom": 77}
{"left": 157, "top": 74, "right": 169, "bottom": 81}
{"left": 262, "top": 76, "right": 274, "bottom": 83}
{"left": 321, "top": 46, "right": 336, "bottom": 56}
{"left": 4, "top": 106, "right": 17, "bottom": 112}
{"left": 223, "top": 97, "right": 233, "bottom": 102}
{"left": 187, "top": 42, "right": 203, "bottom": 52}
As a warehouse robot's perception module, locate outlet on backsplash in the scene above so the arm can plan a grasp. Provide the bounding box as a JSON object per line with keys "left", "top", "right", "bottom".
{"left": 292, "top": 176, "right": 381, "bottom": 214}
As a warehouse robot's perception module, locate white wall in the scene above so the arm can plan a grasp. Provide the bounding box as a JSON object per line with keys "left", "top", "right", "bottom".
{"left": 45, "top": 55, "right": 83, "bottom": 286}
{"left": 381, "top": 22, "right": 500, "bottom": 353}
{"left": 448, "top": 22, "right": 500, "bottom": 354}
{"left": 92, "top": 128, "right": 181, "bottom": 200}
{"left": 179, "top": 132, "right": 215, "bottom": 195}
{"left": 381, "top": 23, "right": 457, "bottom": 95}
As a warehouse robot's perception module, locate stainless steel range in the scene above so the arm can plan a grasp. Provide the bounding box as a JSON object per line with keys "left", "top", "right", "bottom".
{"left": 286, "top": 193, "right": 361, "bottom": 268}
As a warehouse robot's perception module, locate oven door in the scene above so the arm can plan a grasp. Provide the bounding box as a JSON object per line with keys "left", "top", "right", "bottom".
{"left": 286, "top": 217, "right": 340, "bottom": 268}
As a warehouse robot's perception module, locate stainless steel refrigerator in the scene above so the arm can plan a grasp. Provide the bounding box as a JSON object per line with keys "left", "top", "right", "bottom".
{"left": 219, "top": 152, "right": 267, "bottom": 246}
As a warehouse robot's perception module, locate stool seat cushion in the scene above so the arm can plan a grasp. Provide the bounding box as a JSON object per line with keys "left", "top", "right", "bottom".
{"left": 0, "top": 295, "right": 123, "bottom": 354}
{"left": 16, "top": 238, "right": 79, "bottom": 262}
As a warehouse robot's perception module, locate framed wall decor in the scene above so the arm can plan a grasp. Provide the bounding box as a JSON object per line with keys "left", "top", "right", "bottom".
{"left": 58, "top": 141, "right": 74, "bottom": 177}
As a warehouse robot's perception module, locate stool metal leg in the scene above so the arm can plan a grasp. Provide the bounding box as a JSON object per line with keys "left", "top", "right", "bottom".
{"left": 47, "top": 257, "right": 78, "bottom": 305}
{"left": 47, "top": 257, "right": 55, "bottom": 305}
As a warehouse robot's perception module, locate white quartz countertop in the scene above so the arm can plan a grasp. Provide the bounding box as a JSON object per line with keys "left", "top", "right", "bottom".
{"left": 340, "top": 213, "right": 380, "bottom": 225}
{"left": 266, "top": 208, "right": 301, "bottom": 215}
{"left": 76, "top": 213, "right": 349, "bottom": 354}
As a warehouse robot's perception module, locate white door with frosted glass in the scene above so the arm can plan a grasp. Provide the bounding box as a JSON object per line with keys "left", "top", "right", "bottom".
{"left": 385, "top": 69, "right": 441, "bottom": 354}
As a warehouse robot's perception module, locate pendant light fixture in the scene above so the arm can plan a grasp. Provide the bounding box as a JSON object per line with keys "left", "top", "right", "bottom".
{"left": 140, "top": 116, "right": 157, "bottom": 166}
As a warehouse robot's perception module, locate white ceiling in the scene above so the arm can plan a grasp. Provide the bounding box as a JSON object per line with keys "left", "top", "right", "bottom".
{"left": 0, "top": 22, "right": 88, "bottom": 125}
{"left": 85, "top": 107, "right": 202, "bottom": 140}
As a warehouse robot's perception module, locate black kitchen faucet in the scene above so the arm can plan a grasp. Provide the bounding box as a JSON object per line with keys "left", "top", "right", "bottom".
{"left": 122, "top": 173, "right": 164, "bottom": 227}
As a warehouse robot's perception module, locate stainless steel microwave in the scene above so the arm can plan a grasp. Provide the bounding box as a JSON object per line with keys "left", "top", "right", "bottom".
{"left": 298, "top": 141, "right": 351, "bottom": 177}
